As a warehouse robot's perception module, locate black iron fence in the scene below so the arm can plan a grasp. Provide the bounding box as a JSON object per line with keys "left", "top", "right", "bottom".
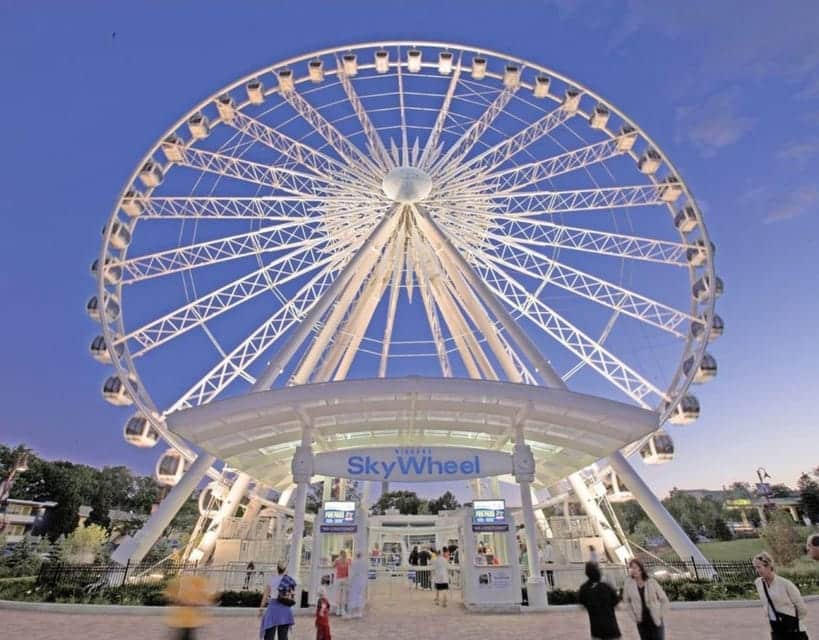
{"left": 639, "top": 556, "right": 758, "bottom": 582}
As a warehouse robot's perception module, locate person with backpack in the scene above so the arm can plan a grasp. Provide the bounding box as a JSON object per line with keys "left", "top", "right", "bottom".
{"left": 578, "top": 561, "right": 621, "bottom": 640}
{"left": 259, "top": 563, "right": 297, "bottom": 640}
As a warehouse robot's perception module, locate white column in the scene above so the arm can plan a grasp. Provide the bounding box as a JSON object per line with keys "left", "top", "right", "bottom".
{"left": 608, "top": 451, "right": 713, "bottom": 575}
{"left": 513, "top": 434, "right": 547, "bottom": 610}
{"left": 241, "top": 497, "right": 263, "bottom": 523}
{"left": 489, "top": 477, "right": 501, "bottom": 499}
{"left": 322, "top": 477, "right": 332, "bottom": 502}
{"left": 567, "top": 473, "right": 630, "bottom": 564}
{"left": 286, "top": 434, "right": 314, "bottom": 578}
{"left": 471, "top": 478, "right": 483, "bottom": 500}
{"left": 189, "top": 471, "right": 252, "bottom": 563}
{"left": 111, "top": 453, "right": 215, "bottom": 565}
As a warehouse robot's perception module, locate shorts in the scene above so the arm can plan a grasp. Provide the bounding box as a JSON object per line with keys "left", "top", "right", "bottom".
{"left": 434, "top": 583, "right": 449, "bottom": 591}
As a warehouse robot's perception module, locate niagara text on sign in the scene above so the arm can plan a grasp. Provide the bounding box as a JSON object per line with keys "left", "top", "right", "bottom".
{"left": 313, "top": 447, "right": 514, "bottom": 482}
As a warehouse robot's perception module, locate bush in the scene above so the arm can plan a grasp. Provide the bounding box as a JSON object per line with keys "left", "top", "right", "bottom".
{"left": 760, "top": 513, "right": 803, "bottom": 567}
{"left": 218, "top": 590, "right": 263, "bottom": 607}
{"left": 546, "top": 588, "right": 578, "bottom": 605}
{"left": 0, "top": 577, "right": 40, "bottom": 601}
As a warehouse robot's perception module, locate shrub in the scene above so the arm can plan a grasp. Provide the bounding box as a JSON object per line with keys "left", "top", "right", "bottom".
{"left": 0, "top": 577, "right": 39, "bottom": 601}
{"left": 760, "top": 512, "right": 803, "bottom": 567}
{"left": 218, "top": 590, "right": 263, "bottom": 607}
{"left": 546, "top": 588, "right": 578, "bottom": 605}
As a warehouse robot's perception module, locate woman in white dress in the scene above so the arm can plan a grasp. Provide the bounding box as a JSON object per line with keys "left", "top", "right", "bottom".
{"left": 347, "top": 550, "right": 369, "bottom": 618}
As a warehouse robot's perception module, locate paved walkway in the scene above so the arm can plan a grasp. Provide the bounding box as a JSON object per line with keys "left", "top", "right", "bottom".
{"left": 4, "top": 598, "right": 819, "bottom": 640}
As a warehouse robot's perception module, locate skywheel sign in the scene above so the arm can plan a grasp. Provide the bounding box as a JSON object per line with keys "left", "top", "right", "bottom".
{"left": 313, "top": 447, "right": 513, "bottom": 482}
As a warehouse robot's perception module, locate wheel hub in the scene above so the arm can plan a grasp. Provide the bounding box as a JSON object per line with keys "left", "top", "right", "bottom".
{"left": 381, "top": 167, "right": 433, "bottom": 203}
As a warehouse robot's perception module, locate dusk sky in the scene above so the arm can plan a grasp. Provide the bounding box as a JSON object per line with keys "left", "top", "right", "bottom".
{"left": 1, "top": 1, "right": 817, "bottom": 501}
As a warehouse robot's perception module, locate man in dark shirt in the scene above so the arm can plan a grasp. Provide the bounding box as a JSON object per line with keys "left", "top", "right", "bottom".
{"left": 577, "top": 562, "right": 621, "bottom": 640}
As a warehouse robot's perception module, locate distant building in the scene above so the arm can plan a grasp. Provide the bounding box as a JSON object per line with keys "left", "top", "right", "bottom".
{"left": 0, "top": 498, "right": 57, "bottom": 543}
{"left": 77, "top": 505, "right": 147, "bottom": 543}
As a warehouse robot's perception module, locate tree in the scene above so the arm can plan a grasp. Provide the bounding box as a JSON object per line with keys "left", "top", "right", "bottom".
{"left": 372, "top": 490, "right": 427, "bottom": 515}
{"left": 632, "top": 519, "right": 662, "bottom": 548}
{"left": 427, "top": 491, "right": 460, "bottom": 514}
{"left": 3, "top": 535, "right": 42, "bottom": 577}
{"left": 798, "top": 473, "right": 819, "bottom": 524}
{"left": 60, "top": 524, "right": 109, "bottom": 564}
{"left": 761, "top": 511, "right": 802, "bottom": 567}
{"left": 769, "top": 484, "right": 795, "bottom": 498}
{"left": 611, "top": 501, "right": 648, "bottom": 535}
{"left": 127, "top": 476, "right": 162, "bottom": 513}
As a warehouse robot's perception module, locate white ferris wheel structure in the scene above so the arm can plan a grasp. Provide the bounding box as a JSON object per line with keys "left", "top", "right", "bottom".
{"left": 87, "top": 41, "right": 724, "bottom": 579}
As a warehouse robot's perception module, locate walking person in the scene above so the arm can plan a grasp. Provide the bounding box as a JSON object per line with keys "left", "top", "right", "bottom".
{"left": 333, "top": 549, "right": 351, "bottom": 616}
{"left": 578, "top": 562, "right": 621, "bottom": 640}
{"left": 753, "top": 551, "right": 809, "bottom": 639}
{"left": 347, "top": 550, "right": 368, "bottom": 618}
{"left": 418, "top": 545, "right": 432, "bottom": 590}
{"left": 431, "top": 550, "right": 450, "bottom": 607}
{"left": 259, "top": 563, "right": 297, "bottom": 640}
{"left": 409, "top": 544, "right": 420, "bottom": 589}
{"left": 164, "top": 573, "right": 214, "bottom": 640}
{"left": 622, "top": 558, "right": 670, "bottom": 640}
{"left": 807, "top": 534, "right": 819, "bottom": 562}
{"left": 244, "top": 561, "right": 256, "bottom": 590}
{"left": 315, "top": 587, "right": 332, "bottom": 640}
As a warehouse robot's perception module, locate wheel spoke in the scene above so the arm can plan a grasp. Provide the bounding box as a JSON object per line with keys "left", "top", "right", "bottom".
{"left": 227, "top": 111, "right": 378, "bottom": 188}
{"left": 435, "top": 102, "right": 574, "bottom": 183}
{"left": 173, "top": 147, "right": 341, "bottom": 197}
{"left": 335, "top": 56, "right": 393, "bottom": 170}
{"left": 279, "top": 84, "right": 383, "bottom": 175}
{"left": 430, "top": 83, "right": 520, "bottom": 174}
{"left": 167, "top": 260, "right": 347, "bottom": 412}
{"left": 419, "top": 55, "right": 463, "bottom": 169}
{"left": 138, "top": 196, "right": 376, "bottom": 220}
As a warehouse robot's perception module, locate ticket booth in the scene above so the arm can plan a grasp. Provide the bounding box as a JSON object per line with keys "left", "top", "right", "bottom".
{"left": 308, "top": 501, "right": 368, "bottom": 604}
{"left": 460, "top": 500, "right": 522, "bottom": 610}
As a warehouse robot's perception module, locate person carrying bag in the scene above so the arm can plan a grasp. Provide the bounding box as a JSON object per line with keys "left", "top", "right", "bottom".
{"left": 260, "top": 564, "right": 297, "bottom": 640}
{"left": 754, "top": 552, "right": 809, "bottom": 640}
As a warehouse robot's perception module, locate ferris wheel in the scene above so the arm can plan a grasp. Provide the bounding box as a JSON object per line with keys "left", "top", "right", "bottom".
{"left": 87, "top": 41, "right": 723, "bottom": 506}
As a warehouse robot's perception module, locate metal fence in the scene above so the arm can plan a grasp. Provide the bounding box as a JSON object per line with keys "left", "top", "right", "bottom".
{"left": 639, "top": 556, "right": 758, "bottom": 582}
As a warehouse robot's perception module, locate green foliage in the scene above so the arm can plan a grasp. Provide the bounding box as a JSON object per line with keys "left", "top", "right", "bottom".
{"left": 427, "top": 491, "right": 460, "bottom": 515}
{"left": 0, "top": 577, "right": 39, "bottom": 601}
{"left": 545, "top": 588, "right": 578, "bottom": 605}
{"left": 3, "top": 536, "right": 42, "bottom": 577}
{"left": 760, "top": 511, "right": 803, "bottom": 567}
{"left": 372, "top": 490, "right": 426, "bottom": 515}
{"left": 164, "top": 493, "right": 200, "bottom": 538}
{"left": 632, "top": 519, "right": 662, "bottom": 547}
{"left": 60, "top": 524, "right": 109, "bottom": 563}
{"left": 611, "top": 501, "right": 648, "bottom": 534}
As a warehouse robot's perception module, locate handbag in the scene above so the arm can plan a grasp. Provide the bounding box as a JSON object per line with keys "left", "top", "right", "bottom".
{"left": 762, "top": 580, "right": 808, "bottom": 639}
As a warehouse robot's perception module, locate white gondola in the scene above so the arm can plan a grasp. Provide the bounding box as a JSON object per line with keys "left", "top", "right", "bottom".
{"left": 638, "top": 149, "right": 661, "bottom": 174}
{"left": 215, "top": 94, "right": 236, "bottom": 121}
{"left": 589, "top": 104, "right": 610, "bottom": 129}
{"left": 616, "top": 125, "right": 637, "bottom": 151}
{"left": 308, "top": 59, "right": 324, "bottom": 83}
{"left": 277, "top": 69, "right": 294, "bottom": 92}
{"left": 342, "top": 53, "right": 358, "bottom": 76}
{"left": 187, "top": 112, "right": 210, "bottom": 139}
{"left": 102, "top": 374, "right": 137, "bottom": 407}
{"left": 503, "top": 64, "right": 520, "bottom": 89}
{"left": 533, "top": 74, "right": 550, "bottom": 98}
{"left": 121, "top": 189, "right": 145, "bottom": 218}
{"left": 161, "top": 134, "right": 185, "bottom": 162}
{"left": 91, "top": 258, "right": 122, "bottom": 285}
{"left": 659, "top": 175, "right": 683, "bottom": 202}
{"left": 123, "top": 414, "right": 159, "bottom": 448}
{"left": 198, "top": 481, "right": 229, "bottom": 516}
{"left": 407, "top": 48, "right": 422, "bottom": 73}
{"left": 562, "top": 89, "right": 581, "bottom": 113}
{"left": 103, "top": 220, "right": 132, "bottom": 250}
{"left": 686, "top": 239, "right": 715, "bottom": 267}
{"left": 683, "top": 353, "right": 718, "bottom": 383}
{"left": 602, "top": 471, "right": 632, "bottom": 502}
{"left": 139, "top": 160, "right": 164, "bottom": 188}
{"left": 471, "top": 56, "right": 487, "bottom": 80}
{"left": 374, "top": 49, "right": 389, "bottom": 73}
{"left": 640, "top": 431, "right": 674, "bottom": 464}
{"left": 666, "top": 395, "right": 700, "bottom": 425}
{"left": 156, "top": 449, "right": 185, "bottom": 486}
{"left": 438, "top": 51, "right": 453, "bottom": 75}
{"left": 89, "top": 334, "right": 123, "bottom": 364}
{"left": 691, "top": 314, "right": 724, "bottom": 342}
{"left": 246, "top": 79, "right": 264, "bottom": 104}
{"left": 692, "top": 274, "right": 724, "bottom": 302}
{"left": 674, "top": 205, "right": 698, "bottom": 233}
{"left": 86, "top": 293, "right": 120, "bottom": 322}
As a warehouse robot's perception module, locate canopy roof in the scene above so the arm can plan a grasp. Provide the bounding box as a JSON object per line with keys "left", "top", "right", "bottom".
{"left": 167, "top": 377, "right": 658, "bottom": 489}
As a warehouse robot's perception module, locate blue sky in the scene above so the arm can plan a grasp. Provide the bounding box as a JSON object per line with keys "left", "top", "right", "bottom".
{"left": 0, "top": 1, "right": 817, "bottom": 499}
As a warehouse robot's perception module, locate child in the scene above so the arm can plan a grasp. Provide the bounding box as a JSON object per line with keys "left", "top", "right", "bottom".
{"left": 315, "top": 587, "right": 332, "bottom": 640}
